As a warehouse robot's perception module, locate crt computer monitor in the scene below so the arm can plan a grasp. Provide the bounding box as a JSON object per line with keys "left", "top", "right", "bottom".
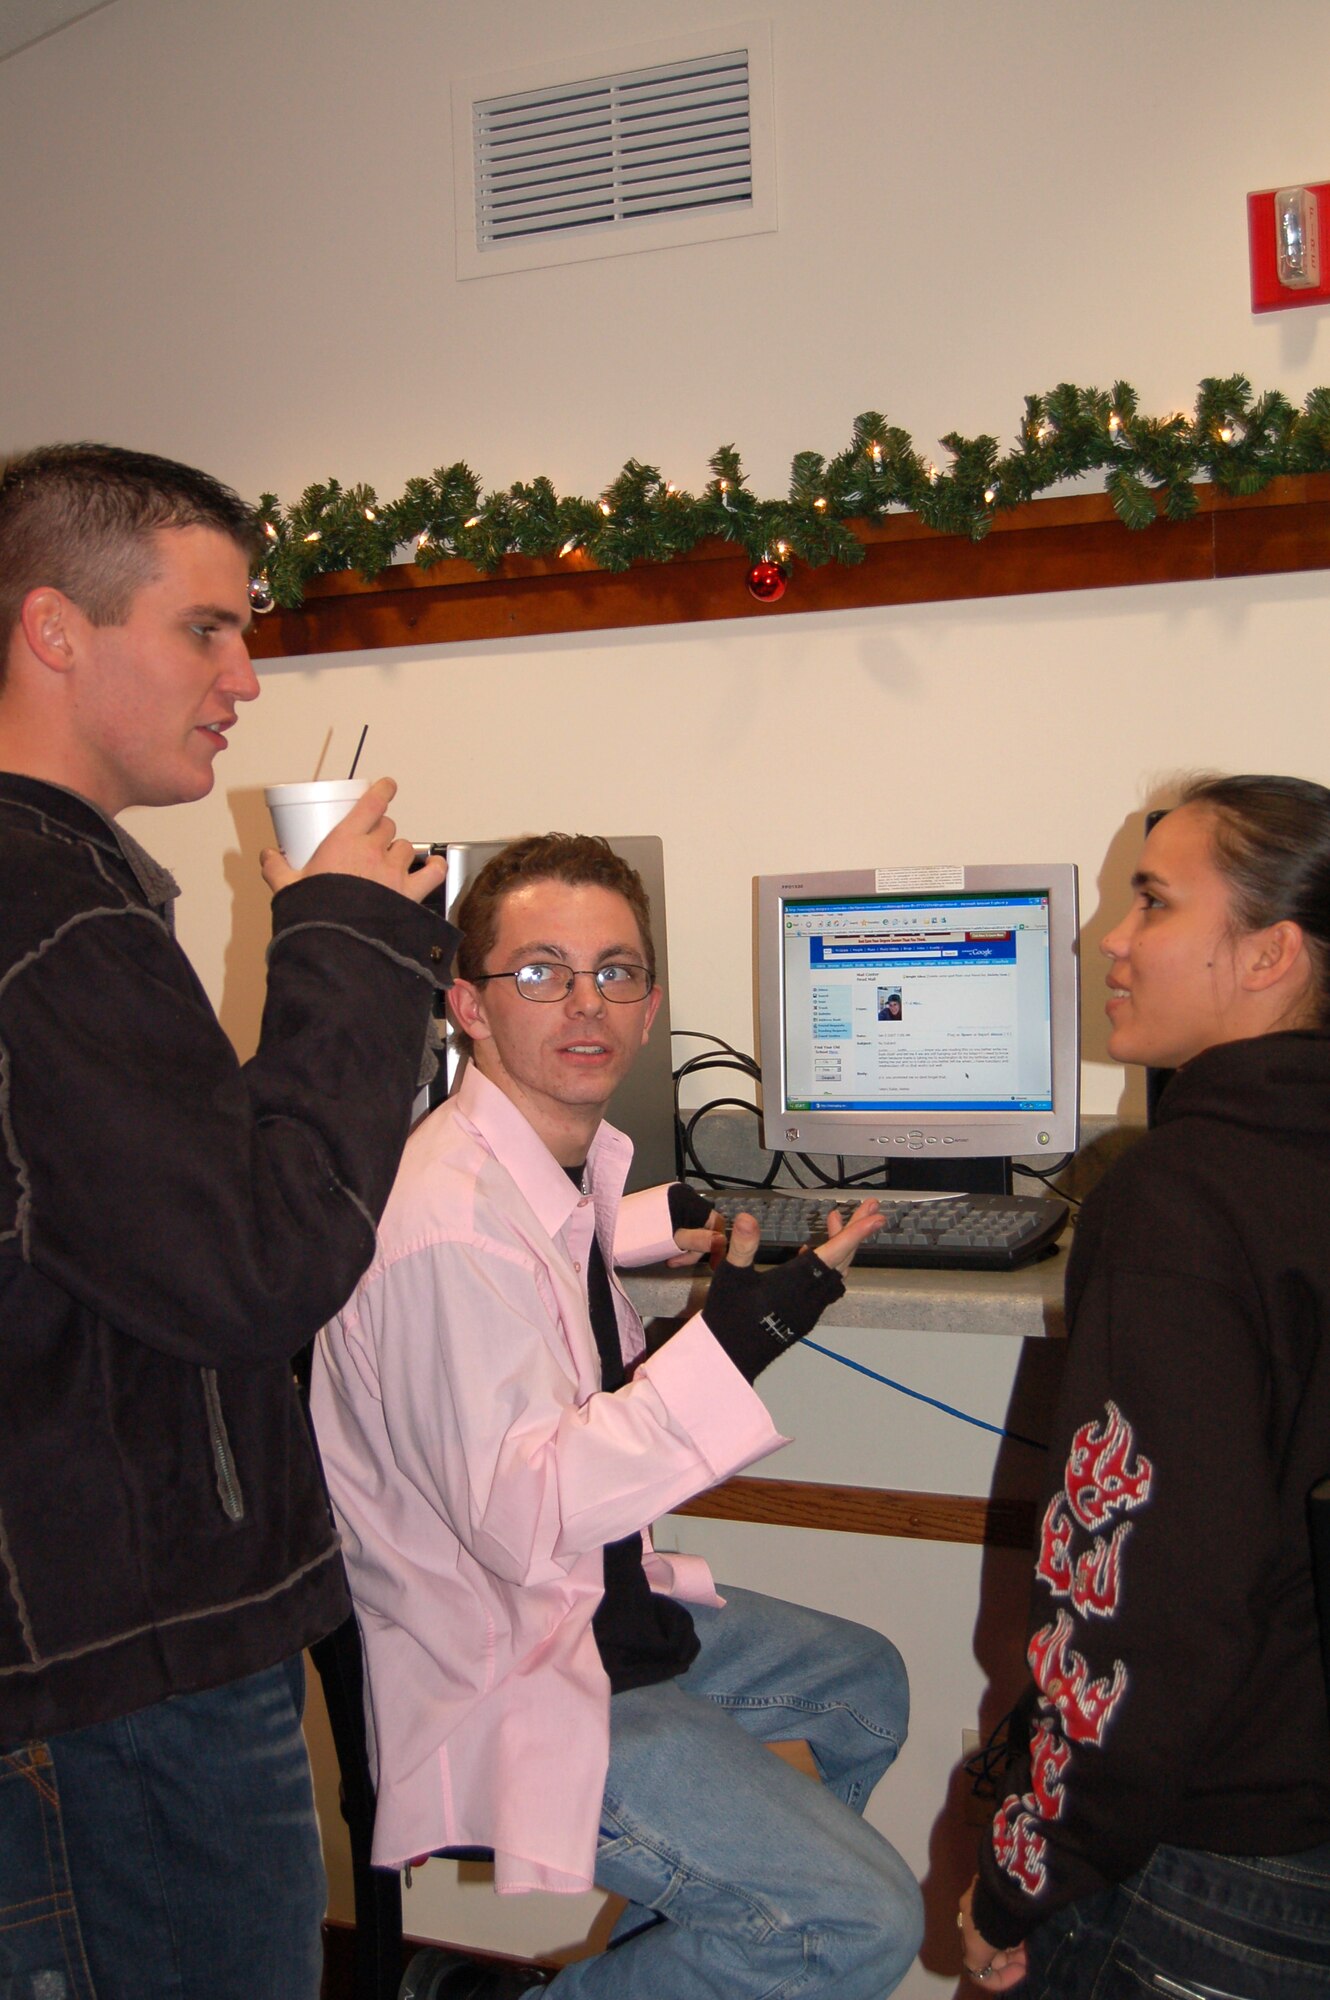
{"left": 754, "top": 862, "right": 1080, "bottom": 1193}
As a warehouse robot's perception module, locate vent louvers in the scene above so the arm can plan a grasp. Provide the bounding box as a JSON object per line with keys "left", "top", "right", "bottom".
{"left": 475, "top": 51, "right": 754, "bottom": 249}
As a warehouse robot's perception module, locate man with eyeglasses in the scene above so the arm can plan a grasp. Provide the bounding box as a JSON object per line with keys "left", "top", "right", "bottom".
{"left": 312, "top": 833, "right": 924, "bottom": 2000}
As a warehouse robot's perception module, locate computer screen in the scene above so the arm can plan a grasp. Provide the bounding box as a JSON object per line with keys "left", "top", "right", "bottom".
{"left": 755, "top": 861, "right": 1080, "bottom": 1188}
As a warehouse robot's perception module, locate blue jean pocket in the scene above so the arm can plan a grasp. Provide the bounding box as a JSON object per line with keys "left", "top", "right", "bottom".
{"left": 0, "top": 1745, "right": 95, "bottom": 1999}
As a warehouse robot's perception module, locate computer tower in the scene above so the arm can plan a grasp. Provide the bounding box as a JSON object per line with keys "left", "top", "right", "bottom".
{"left": 419, "top": 836, "right": 677, "bottom": 1194}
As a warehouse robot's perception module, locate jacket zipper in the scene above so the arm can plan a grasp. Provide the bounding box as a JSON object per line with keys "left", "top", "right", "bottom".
{"left": 200, "top": 1368, "right": 245, "bottom": 1522}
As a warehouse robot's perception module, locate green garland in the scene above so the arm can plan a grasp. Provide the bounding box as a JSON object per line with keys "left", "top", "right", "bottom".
{"left": 253, "top": 375, "right": 1330, "bottom": 608}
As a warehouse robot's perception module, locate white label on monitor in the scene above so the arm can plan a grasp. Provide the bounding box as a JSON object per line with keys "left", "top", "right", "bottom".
{"left": 874, "top": 865, "right": 964, "bottom": 892}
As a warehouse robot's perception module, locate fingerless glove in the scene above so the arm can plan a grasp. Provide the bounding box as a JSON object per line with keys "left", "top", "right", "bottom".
{"left": 666, "top": 1182, "right": 717, "bottom": 1234}
{"left": 702, "top": 1251, "right": 845, "bottom": 1383}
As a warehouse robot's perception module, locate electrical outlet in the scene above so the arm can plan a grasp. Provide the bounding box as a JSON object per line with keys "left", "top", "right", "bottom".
{"left": 961, "top": 1728, "right": 981, "bottom": 1762}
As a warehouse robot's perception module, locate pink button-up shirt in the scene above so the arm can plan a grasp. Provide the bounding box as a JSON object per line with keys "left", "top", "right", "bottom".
{"left": 311, "top": 1066, "right": 787, "bottom": 1891}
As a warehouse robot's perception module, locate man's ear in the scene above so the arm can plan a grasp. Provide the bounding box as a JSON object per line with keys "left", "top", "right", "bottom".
{"left": 17, "top": 588, "right": 81, "bottom": 674}
{"left": 448, "top": 979, "right": 494, "bottom": 1047}
{"left": 639, "top": 984, "right": 663, "bottom": 1046}
{"left": 1239, "top": 919, "right": 1308, "bottom": 995}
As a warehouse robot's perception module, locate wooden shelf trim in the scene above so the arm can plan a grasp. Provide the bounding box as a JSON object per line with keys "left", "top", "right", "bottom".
{"left": 248, "top": 475, "right": 1330, "bottom": 661}
{"left": 673, "top": 1474, "right": 1037, "bottom": 1550}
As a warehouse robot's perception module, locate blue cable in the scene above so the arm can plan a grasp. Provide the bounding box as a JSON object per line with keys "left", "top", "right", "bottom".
{"left": 802, "top": 1338, "right": 1048, "bottom": 1451}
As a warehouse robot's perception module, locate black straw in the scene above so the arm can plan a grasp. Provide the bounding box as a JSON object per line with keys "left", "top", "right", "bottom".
{"left": 347, "top": 725, "right": 369, "bottom": 781}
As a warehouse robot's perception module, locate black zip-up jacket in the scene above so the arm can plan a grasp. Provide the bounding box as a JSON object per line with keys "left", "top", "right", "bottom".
{"left": 975, "top": 1031, "right": 1330, "bottom": 1946}
{"left": 0, "top": 774, "right": 456, "bottom": 1746}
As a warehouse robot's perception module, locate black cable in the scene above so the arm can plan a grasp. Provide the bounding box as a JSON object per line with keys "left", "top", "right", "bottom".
{"left": 1013, "top": 1156, "right": 1081, "bottom": 1208}
{"left": 962, "top": 1708, "right": 1016, "bottom": 1803}
{"left": 672, "top": 1033, "right": 780, "bottom": 1190}
{"left": 670, "top": 1030, "right": 754, "bottom": 1060}
{"left": 1014, "top": 1152, "right": 1073, "bottom": 1178}
{"left": 682, "top": 1098, "right": 785, "bottom": 1190}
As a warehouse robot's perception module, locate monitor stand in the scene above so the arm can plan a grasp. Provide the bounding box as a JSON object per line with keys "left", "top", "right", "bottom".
{"left": 878, "top": 1155, "right": 1013, "bottom": 1197}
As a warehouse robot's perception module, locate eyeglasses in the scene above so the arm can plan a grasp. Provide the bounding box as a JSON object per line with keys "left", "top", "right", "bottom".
{"left": 471, "top": 961, "right": 653, "bottom": 1004}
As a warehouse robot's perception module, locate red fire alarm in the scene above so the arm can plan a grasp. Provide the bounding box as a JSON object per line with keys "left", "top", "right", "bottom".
{"left": 1248, "top": 182, "right": 1330, "bottom": 312}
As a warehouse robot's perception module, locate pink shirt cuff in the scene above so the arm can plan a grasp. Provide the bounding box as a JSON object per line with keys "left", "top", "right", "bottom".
{"left": 613, "top": 1183, "right": 683, "bottom": 1266}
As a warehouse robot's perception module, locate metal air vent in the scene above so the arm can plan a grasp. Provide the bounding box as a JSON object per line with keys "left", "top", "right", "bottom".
{"left": 453, "top": 24, "right": 777, "bottom": 277}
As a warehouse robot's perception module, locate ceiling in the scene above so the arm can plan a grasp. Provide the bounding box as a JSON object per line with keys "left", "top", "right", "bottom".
{"left": 0, "top": 0, "right": 116, "bottom": 65}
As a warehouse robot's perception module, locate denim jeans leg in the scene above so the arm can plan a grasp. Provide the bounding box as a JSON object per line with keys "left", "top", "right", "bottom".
{"left": 675, "top": 1584, "right": 912, "bottom": 1810}
{"left": 542, "top": 1585, "right": 923, "bottom": 2000}
{"left": 47, "top": 1658, "right": 326, "bottom": 2000}
{"left": 1023, "top": 1840, "right": 1330, "bottom": 2000}
{"left": 0, "top": 1743, "right": 97, "bottom": 2000}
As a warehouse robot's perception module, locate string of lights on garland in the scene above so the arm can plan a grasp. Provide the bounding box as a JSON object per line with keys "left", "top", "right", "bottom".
{"left": 247, "top": 375, "right": 1330, "bottom": 612}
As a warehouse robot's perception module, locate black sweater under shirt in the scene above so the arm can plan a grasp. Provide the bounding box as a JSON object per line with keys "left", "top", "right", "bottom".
{"left": 566, "top": 1168, "right": 699, "bottom": 1694}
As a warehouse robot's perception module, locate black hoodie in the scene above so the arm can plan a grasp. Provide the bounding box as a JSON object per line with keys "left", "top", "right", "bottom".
{"left": 975, "top": 1031, "right": 1330, "bottom": 1946}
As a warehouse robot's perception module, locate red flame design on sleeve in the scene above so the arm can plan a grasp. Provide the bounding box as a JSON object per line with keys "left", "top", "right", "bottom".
{"left": 1028, "top": 1610, "right": 1127, "bottom": 1746}
{"left": 1071, "top": 1520, "right": 1132, "bottom": 1619}
{"left": 991, "top": 1794, "right": 1048, "bottom": 1896}
{"left": 1065, "top": 1402, "right": 1153, "bottom": 1531}
{"left": 1028, "top": 1719, "right": 1071, "bottom": 1818}
{"left": 990, "top": 1401, "right": 1149, "bottom": 1907}
{"left": 1035, "top": 1494, "right": 1074, "bottom": 1596}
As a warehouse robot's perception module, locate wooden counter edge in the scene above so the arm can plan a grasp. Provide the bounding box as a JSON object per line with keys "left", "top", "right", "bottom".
{"left": 672, "top": 1474, "right": 1037, "bottom": 1549}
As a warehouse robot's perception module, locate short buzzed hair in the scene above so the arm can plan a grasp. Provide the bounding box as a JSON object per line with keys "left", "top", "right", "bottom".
{"left": 452, "top": 834, "right": 656, "bottom": 1058}
{"left": 0, "top": 443, "right": 260, "bottom": 661}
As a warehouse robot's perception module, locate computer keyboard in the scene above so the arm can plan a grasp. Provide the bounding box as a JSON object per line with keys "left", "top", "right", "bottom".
{"left": 704, "top": 1188, "right": 1070, "bottom": 1271}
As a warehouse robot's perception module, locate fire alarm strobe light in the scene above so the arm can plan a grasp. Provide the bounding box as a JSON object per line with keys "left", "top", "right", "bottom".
{"left": 1248, "top": 182, "right": 1330, "bottom": 313}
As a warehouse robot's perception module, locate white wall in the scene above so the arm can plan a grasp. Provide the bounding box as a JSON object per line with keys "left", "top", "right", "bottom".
{"left": 139, "top": 577, "right": 1330, "bottom": 1138}
{"left": 6, "top": 0, "right": 1329, "bottom": 1122}
{"left": 5, "top": 1, "right": 1330, "bottom": 1987}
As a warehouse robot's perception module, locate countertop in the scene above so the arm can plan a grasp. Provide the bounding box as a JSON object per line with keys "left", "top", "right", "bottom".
{"left": 622, "top": 1235, "right": 1070, "bottom": 1339}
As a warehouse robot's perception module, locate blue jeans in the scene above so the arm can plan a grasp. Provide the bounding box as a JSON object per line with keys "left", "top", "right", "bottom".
{"left": 0, "top": 1741, "right": 96, "bottom": 2000}
{"left": 1022, "top": 1839, "right": 1330, "bottom": 1999}
{"left": 539, "top": 1585, "right": 923, "bottom": 2000}
{"left": 0, "top": 1660, "right": 325, "bottom": 2000}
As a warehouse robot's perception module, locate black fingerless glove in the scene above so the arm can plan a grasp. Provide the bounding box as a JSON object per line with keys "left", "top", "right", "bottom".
{"left": 702, "top": 1251, "right": 845, "bottom": 1383}
{"left": 667, "top": 1182, "right": 716, "bottom": 1234}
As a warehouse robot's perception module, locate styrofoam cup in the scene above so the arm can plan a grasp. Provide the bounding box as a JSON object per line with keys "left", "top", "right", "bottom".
{"left": 264, "top": 780, "right": 371, "bottom": 867}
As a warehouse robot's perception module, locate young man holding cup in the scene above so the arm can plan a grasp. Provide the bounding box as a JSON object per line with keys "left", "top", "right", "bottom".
{"left": 0, "top": 442, "right": 455, "bottom": 1999}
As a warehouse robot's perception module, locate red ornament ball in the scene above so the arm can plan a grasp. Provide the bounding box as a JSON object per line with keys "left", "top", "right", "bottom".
{"left": 746, "top": 558, "right": 788, "bottom": 603}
